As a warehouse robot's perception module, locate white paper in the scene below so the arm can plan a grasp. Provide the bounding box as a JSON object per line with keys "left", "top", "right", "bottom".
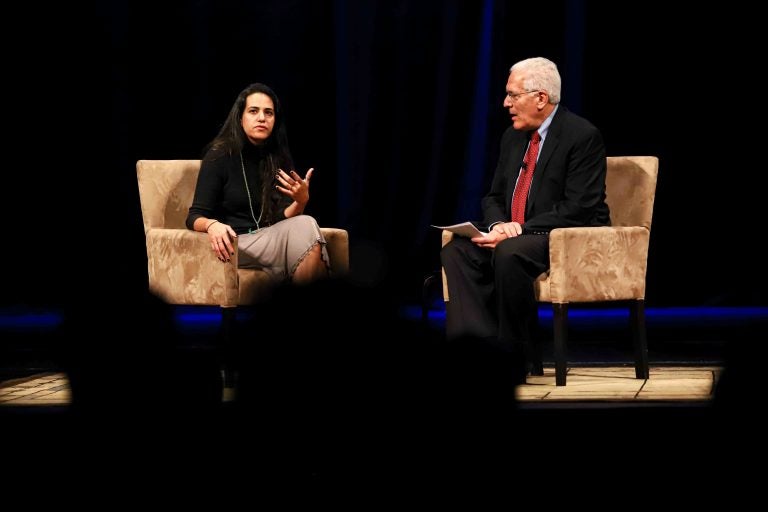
{"left": 431, "top": 222, "right": 489, "bottom": 238}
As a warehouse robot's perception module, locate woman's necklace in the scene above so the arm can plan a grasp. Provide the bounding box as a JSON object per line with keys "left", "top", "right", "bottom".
{"left": 240, "top": 152, "right": 267, "bottom": 233}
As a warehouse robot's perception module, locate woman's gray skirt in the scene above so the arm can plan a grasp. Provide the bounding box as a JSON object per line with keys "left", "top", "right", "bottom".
{"left": 237, "top": 215, "right": 329, "bottom": 281}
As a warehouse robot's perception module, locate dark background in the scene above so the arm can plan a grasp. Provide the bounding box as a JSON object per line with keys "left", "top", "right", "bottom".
{"left": 5, "top": 0, "right": 764, "bottom": 309}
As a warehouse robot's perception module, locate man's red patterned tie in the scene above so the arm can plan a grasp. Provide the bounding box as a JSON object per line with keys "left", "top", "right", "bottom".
{"left": 511, "top": 130, "right": 541, "bottom": 224}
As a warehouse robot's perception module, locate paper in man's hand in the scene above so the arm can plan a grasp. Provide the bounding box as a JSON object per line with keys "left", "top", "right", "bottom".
{"left": 431, "top": 222, "right": 489, "bottom": 238}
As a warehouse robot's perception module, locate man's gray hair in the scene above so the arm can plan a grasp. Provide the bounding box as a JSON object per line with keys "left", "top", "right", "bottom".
{"left": 510, "top": 57, "right": 561, "bottom": 104}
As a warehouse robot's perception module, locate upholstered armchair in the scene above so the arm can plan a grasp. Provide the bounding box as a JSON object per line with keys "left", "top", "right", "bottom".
{"left": 136, "top": 160, "right": 350, "bottom": 307}
{"left": 441, "top": 156, "right": 659, "bottom": 385}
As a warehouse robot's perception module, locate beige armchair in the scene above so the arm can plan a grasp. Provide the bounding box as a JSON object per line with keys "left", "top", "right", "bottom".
{"left": 442, "top": 156, "right": 659, "bottom": 385}
{"left": 136, "top": 160, "right": 349, "bottom": 307}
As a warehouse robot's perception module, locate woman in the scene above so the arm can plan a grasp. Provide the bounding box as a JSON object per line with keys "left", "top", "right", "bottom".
{"left": 186, "top": 83, "right": 329, "bottom": 284}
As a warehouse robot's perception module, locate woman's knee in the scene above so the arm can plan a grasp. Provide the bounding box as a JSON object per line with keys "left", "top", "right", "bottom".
{"left": 284, "top": 214, "right": 318, "bottom": 228}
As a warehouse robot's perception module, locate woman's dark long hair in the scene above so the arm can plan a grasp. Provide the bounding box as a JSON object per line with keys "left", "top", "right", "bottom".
{"left": 204, "top": 83, "right": 294, "bottom": 224}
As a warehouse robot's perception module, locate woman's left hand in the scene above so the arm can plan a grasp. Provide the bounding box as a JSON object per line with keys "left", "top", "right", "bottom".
{"left": 276, "top": 168, "right": 313, "bottom": 206}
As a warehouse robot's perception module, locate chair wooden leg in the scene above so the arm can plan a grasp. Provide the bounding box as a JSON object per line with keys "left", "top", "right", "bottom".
{"left": 630, "top": 299, "right": 649, "bottom": 379}
{"left": 220, "top": 306, "right": 237, "bottom": 388}
{"left": 553, "top": 303, "right": 568, "bottom": 386}
{"left": 529, "top": 306, "right": 544, "bottom": 376}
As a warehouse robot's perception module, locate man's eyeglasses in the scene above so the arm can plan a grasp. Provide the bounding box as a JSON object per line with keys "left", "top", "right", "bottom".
{"left": 506, "top": 90, "right": 540, "bottom": 102}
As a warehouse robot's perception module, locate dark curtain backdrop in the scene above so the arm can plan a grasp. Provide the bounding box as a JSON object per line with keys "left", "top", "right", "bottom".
{"left": 6, "top": 0, "right": 764, "bottom": 308}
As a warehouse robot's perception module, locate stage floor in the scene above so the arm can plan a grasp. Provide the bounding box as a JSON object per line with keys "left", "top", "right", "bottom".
{"left": 0, "top": 365, "right": 718, "bottom": 407}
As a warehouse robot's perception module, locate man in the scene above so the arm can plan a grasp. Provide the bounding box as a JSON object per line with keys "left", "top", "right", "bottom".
{"left": 441, "top": 57, "right": 610, "bottom": 383}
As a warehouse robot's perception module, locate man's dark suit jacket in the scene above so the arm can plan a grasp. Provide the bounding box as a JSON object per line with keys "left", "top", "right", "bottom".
{"left": 482, "top": 106, "right": 610, "bottom": 232}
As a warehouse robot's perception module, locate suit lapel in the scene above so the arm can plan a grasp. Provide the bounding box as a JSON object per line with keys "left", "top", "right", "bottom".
{"left": 526, "top": 107, "right": 566, "bottom": 215}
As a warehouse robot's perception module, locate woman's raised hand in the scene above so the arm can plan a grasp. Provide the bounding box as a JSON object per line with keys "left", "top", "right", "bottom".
{"left": 276, "top": 168, "right": 313, "bottom": 206}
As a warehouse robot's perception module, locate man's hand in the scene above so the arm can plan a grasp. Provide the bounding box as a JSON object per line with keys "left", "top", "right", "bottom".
{"left": 471, "top": 221, "right": 523, "bottom": 249}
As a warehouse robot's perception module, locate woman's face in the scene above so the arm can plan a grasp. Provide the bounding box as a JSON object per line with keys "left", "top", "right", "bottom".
{"left": 241, "top": 92, "right": 275, "bottom": 145}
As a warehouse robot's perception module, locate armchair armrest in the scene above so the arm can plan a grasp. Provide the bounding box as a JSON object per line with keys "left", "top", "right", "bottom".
{"left": 320, "top": 228, "right": 350, "bottom": 275}
{"left": 544, "top": 226, "right": 650, "bottom": 303}
{"left": 441, "top": 230, "right": 455, "bottom": 301}
{"left": 145, "top": 228, "right": 239, "bottom": 306}
{"left": 441, "top": 230, "right": 455, "bottom": 247}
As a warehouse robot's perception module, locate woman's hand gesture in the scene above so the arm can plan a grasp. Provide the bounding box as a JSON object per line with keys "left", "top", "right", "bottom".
{"left": 276, "top": 168, "right": 313, "bottom": 206}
